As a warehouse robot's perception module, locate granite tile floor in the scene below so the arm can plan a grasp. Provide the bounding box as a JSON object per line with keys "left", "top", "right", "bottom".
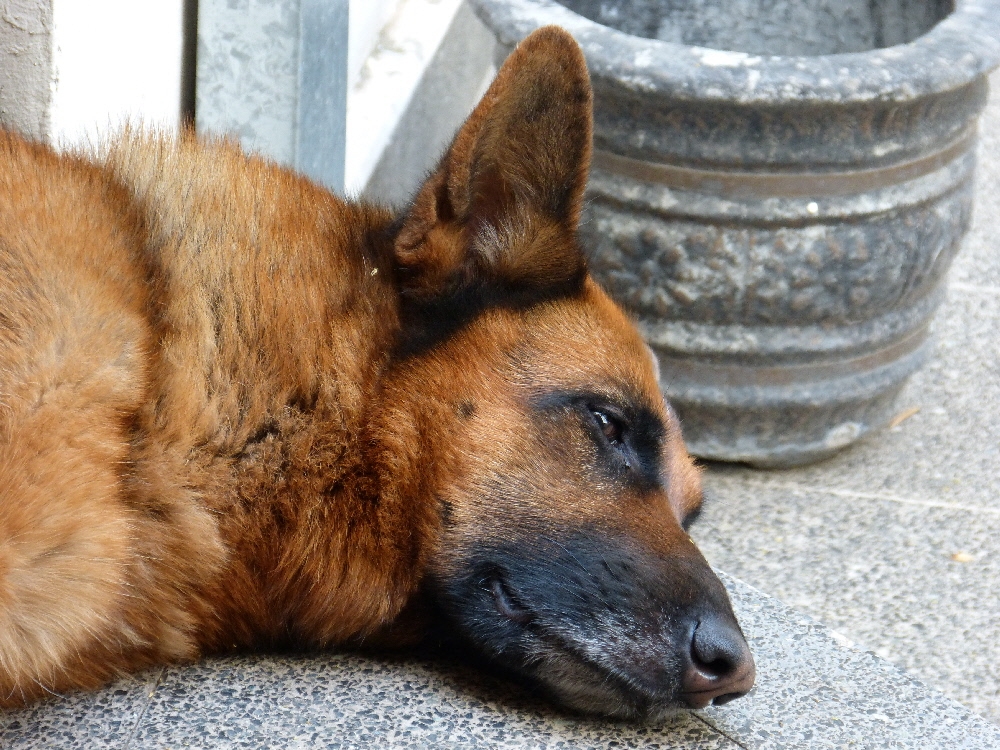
{"left": 3, "top": 60, "right": 1000, "bottom": 750}
{"left": 5, "top": 574, "right": 1000, "bottom": 749}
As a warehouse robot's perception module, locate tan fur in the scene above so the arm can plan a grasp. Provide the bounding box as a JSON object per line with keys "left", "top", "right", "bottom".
{"left": 0, "top": 28, "right": 747, "bottom": 713}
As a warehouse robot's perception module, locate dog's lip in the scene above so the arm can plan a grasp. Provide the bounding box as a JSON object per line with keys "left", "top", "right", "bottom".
{"left": 679, "top": 665, "right": 756, "bottom": 709}
{"left": 679, "top": 689, "right": 722, "bottom": 710}
{"left": 479, "top": 571, "right": 740, "bottom": 715}
{"left": 489, "top": 575, "right": 534, "bottom": 624}
{"left": 526, "top": 619, "right": 690, "bottom": 714}
{"left": 480, "top": 578, "right": 651, "bottom": 700}
{"left": 538, "top": 627, "right": 755, "bottom": 715}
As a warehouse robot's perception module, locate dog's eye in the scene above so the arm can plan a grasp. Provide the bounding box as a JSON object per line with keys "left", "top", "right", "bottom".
{"left": 590, "top": 407, "right": 624, "bottom": 446}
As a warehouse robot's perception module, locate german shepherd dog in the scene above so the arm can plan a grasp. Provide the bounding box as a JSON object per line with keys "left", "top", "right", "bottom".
{"left": 0, "top": 27, "right": 754, "bottom": 719}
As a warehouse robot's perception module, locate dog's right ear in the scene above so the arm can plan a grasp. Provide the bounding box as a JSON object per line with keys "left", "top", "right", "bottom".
{"left": 393, "top": 26, "right": 592, "bottom": 306}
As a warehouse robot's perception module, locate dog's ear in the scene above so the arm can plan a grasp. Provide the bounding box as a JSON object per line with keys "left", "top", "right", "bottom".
{"left": 394, "top": 26, "right": 592, "bottom": 303}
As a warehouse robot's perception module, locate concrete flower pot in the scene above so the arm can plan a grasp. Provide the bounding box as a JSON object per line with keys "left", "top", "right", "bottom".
{"left": 469, "top": 0, "right": 1000, "bottom": 466}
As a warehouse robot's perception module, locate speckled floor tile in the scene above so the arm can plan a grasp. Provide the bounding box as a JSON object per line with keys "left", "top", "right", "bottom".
{"left": 128, "top": 654, "right": 735, "bottom": 750}
{"left": 0, "top": 668, "right": 162, "bottom": 749}
{"left": 26, "top": 571, "right": 992, "bottom": 750}
{"left": 704, "top": 574, "right": 1000, "bottom": 750}
{"left": 692, "top": 475, "right": 1000, "bottom": 723}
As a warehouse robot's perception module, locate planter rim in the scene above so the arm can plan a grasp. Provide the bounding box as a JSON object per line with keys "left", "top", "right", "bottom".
{"left": 469, "top": 0, "right": 1000, "bottom": 105}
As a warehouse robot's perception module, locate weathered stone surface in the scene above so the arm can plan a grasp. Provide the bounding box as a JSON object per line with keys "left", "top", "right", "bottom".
{"left": 584, "top": 181, "right": 973, "bottom": 329}
{"left": 471, "top": 0, "right": 1000, "bottom": 465}
{"left": 559, "top": 0, "right": 951, "bottom": 55}
{"left": 474, "top": 0, "right": 1000, "bottom": 105}
{"left": 0, "top": 0, "right": 52, "bottom": 140}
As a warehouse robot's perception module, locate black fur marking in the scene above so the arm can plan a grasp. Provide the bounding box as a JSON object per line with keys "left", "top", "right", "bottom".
{"left": 237, "top": 420, "right": 280, "bottom": 458}
{"left": 682, "top": 503, "right": 703, "bottom": 532}
{"left": 438, "top": 496, "right": 455, "bottom": 527}
{"left": 394, "top": 267, "right": 587, "bottom": 359}
{"left": 456, "top": 400, "right": 477, "bottom": 419}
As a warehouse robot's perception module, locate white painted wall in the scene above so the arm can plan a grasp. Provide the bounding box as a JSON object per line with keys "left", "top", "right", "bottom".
{"left": 345, "top": 0, "right": 464, "bottom": 194}
{"left": 49, "top": 0, "right": 184, "bottom": 147}
{"left": 39, "top": 0, "right": 469, "bottom": 196}
{"left": 348, "top": 0, "right": 399, "bottom": 89}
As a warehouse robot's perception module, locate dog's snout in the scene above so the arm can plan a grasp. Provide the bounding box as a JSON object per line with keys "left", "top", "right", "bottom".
{"left": 681, "top": 616, "right": 756, "bottom": 708}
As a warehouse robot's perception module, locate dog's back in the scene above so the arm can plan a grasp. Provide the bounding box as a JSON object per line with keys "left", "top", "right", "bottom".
{"left": 0, "top": 130, "right": 169, "bottom": 698}
{"left": 0, "top": 130, "right": 408, "bottom": 701}
{"left": 98, "top": 130, "right": 397, "bottom": 453}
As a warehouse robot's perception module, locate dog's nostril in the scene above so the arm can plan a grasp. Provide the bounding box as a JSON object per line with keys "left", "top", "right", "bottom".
{"left": 710, "top": 691, "right": 745, "bottom": 707}
{"left": 691, "top": 619, "right": 744, "bottom": 677}
{"left": 682, "top": 617, "right": 756, "bottom": 708}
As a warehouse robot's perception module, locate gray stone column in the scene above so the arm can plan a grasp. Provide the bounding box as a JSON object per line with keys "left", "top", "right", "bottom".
{"left": 0, "top": 0, "right": 53, "bottom": 140}
{"left": 361, "top": 2, "right": 495, "bottom": 206}
{"left": 196, "top": 0, "right": 348, "bottom": 192}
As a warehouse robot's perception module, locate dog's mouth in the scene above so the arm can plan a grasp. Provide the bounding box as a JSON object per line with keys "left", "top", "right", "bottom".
{"left": 481, "top": 571, "right": 679, "bottom": 719}
{"left": 489, "top": 576, "right": 533, "bottom": 625}
{"left": 464, "top": 557, "right": 756, "bottom": 720}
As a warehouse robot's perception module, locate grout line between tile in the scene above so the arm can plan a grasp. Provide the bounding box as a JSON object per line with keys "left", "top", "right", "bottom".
{"left": 734, "top": 479, "right": 1000, "bottom": 516}
{"left": 690, "top": 711, "right": 750, "bottom": 750}
{"left": 949, "top": 281, "right": 1000, "bottom": 295}
{"left": 122, "top": 668, "right": 165, "bottom": 750}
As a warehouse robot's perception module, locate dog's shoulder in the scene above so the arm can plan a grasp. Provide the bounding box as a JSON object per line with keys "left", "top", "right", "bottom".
{"left": 81, "top": 130, "right": 396, "bottom": 445}
{"left": 100, "top": 129, "right": 389, "bottom": 269}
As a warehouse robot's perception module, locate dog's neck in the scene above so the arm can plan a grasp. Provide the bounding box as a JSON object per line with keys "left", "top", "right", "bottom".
{"left": 176, "top": 212, "right": 448, "bottom": 653}
{"left": 102, "top": 133, "right": 449, "bottom": 653}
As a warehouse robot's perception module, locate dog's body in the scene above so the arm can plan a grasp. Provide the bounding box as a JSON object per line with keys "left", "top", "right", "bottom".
{"left": 0, "top": 28, "right": 753, "bottom": 717}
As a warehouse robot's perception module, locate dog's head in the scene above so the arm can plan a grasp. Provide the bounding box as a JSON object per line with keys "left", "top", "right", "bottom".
{"left": 383, "top": 26, "right": 754, "bottom": 720}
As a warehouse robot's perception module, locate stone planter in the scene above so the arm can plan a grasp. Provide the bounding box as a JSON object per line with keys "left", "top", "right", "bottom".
{"left": 469, "top": 0, "right": 1000, "bottom": 466}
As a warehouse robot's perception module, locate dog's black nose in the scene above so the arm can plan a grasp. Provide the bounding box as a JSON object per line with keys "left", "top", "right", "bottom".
{"left": 681, "top": 616, "right": 756, "bottom": 708}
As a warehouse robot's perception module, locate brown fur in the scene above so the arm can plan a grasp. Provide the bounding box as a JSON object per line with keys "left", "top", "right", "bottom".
{"left": 0, "top": 27, "right": 751, "bottom": 715}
